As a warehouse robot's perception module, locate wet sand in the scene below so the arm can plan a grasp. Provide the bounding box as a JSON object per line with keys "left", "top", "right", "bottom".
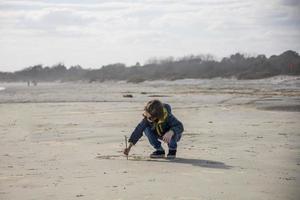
{"left": 0, "top": 78, "right": 299, "bottom": 200}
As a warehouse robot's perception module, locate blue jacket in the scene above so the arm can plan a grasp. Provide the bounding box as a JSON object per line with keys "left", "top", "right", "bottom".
{"left": 128, "top": 104, "right": 184, "bottom": 145}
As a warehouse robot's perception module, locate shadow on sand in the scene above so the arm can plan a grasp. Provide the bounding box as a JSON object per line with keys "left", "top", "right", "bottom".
{"left": 133, "top": 157, "right": 232, "bottom": 169}
{"left": 96, "top": 155, "right": 232, "bottom": 169}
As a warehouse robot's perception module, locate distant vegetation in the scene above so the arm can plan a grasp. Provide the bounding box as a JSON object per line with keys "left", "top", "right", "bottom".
{"left": 0, "top": 50, "right": 299, "bottom": 83}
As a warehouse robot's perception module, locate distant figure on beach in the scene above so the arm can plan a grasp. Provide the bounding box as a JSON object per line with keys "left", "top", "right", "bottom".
{"left": 27, "top": 81, "right": 30, "bottom": 87}
{"left": 124, "top": 99, "right": 184, "bottom": 159}
{"left": 32, "top": 80, "right": 37, "bottom": 86}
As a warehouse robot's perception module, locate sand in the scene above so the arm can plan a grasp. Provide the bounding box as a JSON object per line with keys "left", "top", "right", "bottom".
{"left": 0, "top": 77, "right": 299, "bottom": 200}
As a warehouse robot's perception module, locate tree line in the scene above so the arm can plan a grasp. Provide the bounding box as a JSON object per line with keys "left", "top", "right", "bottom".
{"left": 0, "top": 50, "right": 299, "bottom": 83}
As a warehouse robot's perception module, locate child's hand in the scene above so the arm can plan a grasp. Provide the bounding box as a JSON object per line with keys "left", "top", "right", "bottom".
{"left": 123, "top": 143, "right": 133, "bottom": 156}
{"left": 163, "top": 130, "right": 174, "bottom": 144}
{"left": 123, "top": 147, "right": 131, "bottom": 156}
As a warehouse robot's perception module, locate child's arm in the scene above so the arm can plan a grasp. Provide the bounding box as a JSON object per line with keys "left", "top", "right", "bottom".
{"left": 128, "top": 118, "right": 148, "bottom": 145}
{"left": 167, "top": 114, "right": 184, "bottom": 136}
{"left": 124, "top": 118, "right": 148, "bottom": 156}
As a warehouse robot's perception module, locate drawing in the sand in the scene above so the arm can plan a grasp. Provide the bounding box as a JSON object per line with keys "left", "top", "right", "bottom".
{"left": 124, "top": 99, "right": 184, "bottom": 159}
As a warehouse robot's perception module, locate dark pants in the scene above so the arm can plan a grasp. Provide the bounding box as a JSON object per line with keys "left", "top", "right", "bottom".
{"left": 144, "top": 127, "right": 182, "bottom": 150}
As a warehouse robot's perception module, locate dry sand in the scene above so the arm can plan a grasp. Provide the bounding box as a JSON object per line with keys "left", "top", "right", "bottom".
{"left": 0, "top": 77, "right": 299, "bottom": 200}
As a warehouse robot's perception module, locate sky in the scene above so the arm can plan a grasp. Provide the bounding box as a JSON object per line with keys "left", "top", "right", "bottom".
{"left": 0, "top": 0, "right": 299, "bottom": 72}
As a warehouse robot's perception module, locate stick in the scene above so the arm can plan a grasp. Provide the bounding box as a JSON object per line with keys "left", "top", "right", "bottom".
{"left": 125, "top": 135, "right": 128, "bottom": 160}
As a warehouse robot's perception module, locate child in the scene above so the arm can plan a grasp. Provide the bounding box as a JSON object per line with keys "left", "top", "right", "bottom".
{"left": 123, "top": 99, "right": 184, "bottom": 159}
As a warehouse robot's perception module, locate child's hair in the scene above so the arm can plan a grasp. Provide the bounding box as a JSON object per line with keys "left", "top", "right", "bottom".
{"left": 144, "top": 99, "right": 164, "bottom": 120}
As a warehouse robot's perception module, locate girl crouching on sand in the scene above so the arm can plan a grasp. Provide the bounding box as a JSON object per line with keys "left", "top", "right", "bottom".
{"left": 124, "top": 99, "right": 184, "bottom": 159}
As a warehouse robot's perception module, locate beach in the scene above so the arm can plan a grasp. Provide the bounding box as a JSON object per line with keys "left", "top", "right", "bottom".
{"left": 0, "top": 76, "right": 300, "bottom": 200}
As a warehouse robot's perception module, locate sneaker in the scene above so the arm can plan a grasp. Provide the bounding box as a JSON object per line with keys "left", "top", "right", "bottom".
{"left": 167, "top": 150, "right": 177, "bottom": 159}
{"left": 150, "top": 150, "right": 165, "bottom": 158}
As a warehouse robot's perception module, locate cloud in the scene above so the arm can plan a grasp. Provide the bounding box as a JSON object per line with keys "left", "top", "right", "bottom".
{"left": 0, "top": 0, "right": 299, "bottom": 71}
{"left": 20, "top": 9, "right": 96, "bottom": 30}
{"left": 281, "top": 0, "right": 300, "bottom": 6}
